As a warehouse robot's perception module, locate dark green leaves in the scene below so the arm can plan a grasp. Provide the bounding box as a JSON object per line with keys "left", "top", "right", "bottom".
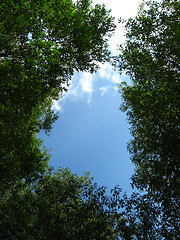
{"left": 116, "top": 0, "right": 180, "bottom": 236}
{"left": 0, "top": 168, "right": 120, "bottom": 239}
{"left": 118, "top": 0, "right": 180, "bottom": 195}
{"left": 0, "top": 0, "right": 115, "bottom": 184}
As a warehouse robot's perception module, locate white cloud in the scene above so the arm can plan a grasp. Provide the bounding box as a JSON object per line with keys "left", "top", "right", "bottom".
{"left": 80, "top": 72, "right": 93, "bottom": 94}
{"left": 52, "top": 99, "right": 63, "bottom": 112}
{"left": 52, "top": 72, "right": 94, "bottom": 111}
{"left": 51, "top": 65, "right": 122, "bottom": 111}
{"left": 99, "top": 86, "right": 109, "bottom": 96}
{"left": 99, "top": 63, "right": 112, "bottom": 79}
{"left": 98, "top": 62, "right": 121, "bottom": 84}
{"left": 111, "top": 72, "right": 121, "bottom": 84}
{"left": 79, "top": 72, "right": 93, "bottom": 104}
{"left": 93, "top": 0, "right": 140, "bottom": 19}
{"left": 68, "top": 72, "right": 93, "bottom": 102}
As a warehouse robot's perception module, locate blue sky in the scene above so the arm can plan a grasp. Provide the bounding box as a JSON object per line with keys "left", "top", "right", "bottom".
{"left": 40, "top": 0, "right": 140, "bottom": 195}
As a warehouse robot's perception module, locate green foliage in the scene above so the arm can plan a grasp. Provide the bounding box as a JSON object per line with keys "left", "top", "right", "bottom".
{"left": 0, "top": 0, "right": 115, "bottom": 184}
{"left": 116, "top": 0, "right": 180, "bottom": 236}
{"left": 2, "top": 0, "right": 179, "bottom": 238}
{"left": 117, "top": 191, "right": 180, "bottom": 240}
{"left": 0, "top": 168, "right": 120, "bottom": 239}
{"left": 1, "top": 168, "right": 179, "bottom": 239}
{"left": 117, "top": 0, "right": 180, "bottom": 196}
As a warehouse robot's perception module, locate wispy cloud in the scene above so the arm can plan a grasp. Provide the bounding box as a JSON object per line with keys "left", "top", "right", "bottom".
{"left": 52, "top": 100, "right": 62, "bottom": 112}
{"left": 52, "top": 72, "right": 94, "bottom": 111}
{"left": 99, "top": 86, "right": 110, "bottom": 96}
{"left": 69, "top": 72, "right": 93, "bottom": 103}
{"left": 81, "top": 73, "right": 93, "bottom": 93}
{"left": 98, "top": 62, "right": 121, "bottom": 84}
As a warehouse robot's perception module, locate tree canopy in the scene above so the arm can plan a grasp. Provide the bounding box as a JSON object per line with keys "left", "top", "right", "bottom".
{"left": 1, "top": 168, "right": 178, "bottom": 239}
{"left": 0, "top": 168, "right": 121, "bottom": 240}
{"left": 117, "top": 0, "right": 180, "bottom": 237}
{"left": 118, "top": 0, "right": 180, "bottom": 198}
{"left": 0, "top": 0, "right": 115, "bottom": 185}
{"left": 1, "top": 0, "right": 180, "bottom": 238}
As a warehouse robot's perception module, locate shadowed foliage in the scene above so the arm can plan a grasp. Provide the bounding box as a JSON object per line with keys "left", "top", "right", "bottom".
{"left": 0, "top": 0, "right": 115, "bottom": 185}
{"left": 116, "top": 0, "right": 180, "bottom": 238}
